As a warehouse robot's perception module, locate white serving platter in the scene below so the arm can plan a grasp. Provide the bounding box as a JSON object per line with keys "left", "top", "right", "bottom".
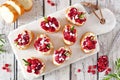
{"left": 8, "top": 3, "right": 116, "bottom": 80}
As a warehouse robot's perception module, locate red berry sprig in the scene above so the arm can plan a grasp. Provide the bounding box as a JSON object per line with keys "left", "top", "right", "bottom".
{"left": 2, "top": 64, "right": 11, "bottom": 72}
{"left": 47, "top": 0, "right": 56, "bottom": 6}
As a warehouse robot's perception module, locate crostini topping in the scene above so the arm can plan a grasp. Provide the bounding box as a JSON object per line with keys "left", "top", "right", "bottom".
{"left": 68, "top": 7, "right": 86, "bottom": 24}
{"left": 14, "top": 30, "right": 30, "bottom": 46}
{"left": 83, "top": 36, "right": 97, "bottom": 50}
{"left": 63, "top": 25, "right": 77, "bottom": 43}
{"left": 34, "top": 37, "right": 51, "bottom": 52}
{"left": 23, "top": 58, "right": 44, "bottom": 74}
{"left": 41, "top": 16, "right": 59, "bottom": 32}
{"left": 54, "top": 48, "right": 71, "bottom": 64}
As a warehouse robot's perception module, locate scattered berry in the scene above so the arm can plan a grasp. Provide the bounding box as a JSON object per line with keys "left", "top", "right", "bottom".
{"left": 91, "top": 70, "right": 96, "bottom": 75}
{"left": 105, "top": 71, "right": 109, "bottom": 75}
{"left": 2, "top": 63, "right": 11, "bottom": 73}
{"left": 47, "top": 0, "right": 56, "bottom": 6}
{"left": 77, "top": 69, "right": 81, "bottom": 73}
{"left": 5, "top": 64, "right": 10, "bottom": 67}
{"left": 97, "top": 55, "right": 108, "bottom": 72}
{"left": 2, "top": 66, "right": 6, "bottom": 70}
{"left": 6, "top": 68, "right": 11, "bottom": 72}
{"left": 87, "top": 69, "right": 91, "bottom": 73}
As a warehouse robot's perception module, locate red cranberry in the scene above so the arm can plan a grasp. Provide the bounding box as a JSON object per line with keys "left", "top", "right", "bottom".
{"left": 6, "top": 68, "right": 11, "bottom": 72}
{"left": 91, "top": 70, "right": 96, "bottom": 75}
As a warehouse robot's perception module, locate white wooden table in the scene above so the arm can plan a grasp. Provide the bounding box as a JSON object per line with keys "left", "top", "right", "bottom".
{"left": 0, "top": 0, "right": 120, "bottom": 80}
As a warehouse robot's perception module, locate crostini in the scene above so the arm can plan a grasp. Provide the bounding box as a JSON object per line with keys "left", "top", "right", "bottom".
{"left": 53, "top": 46, "right": 72, "bottom": 66}
{"left": 14, "top": 30, "right": 34, "bottom": 50}
{"left": 5, "top": 0, "right": 25, "bottom": 15}
{"left": 12, "top": 0, "right": 33, "bottom": 12}
{"left": 34, "top": 34, "right": 54, "bottom": 55}
{"left": 66, "top": 7, "right": 86, "bottom": 26}
{"left": 40, "top": 16, "right": 61, "bottom": 33}
{"left": 63, "top": 24, "right": 77, "bottom": 45}
{"left": 80, "top": 32, "right": 97, "bottom": 53}
{"left": 0, "top": 4, "right": 19, "bottom": 23}
{"left": 22, "top": 57, "right": 45, "bottom": 75}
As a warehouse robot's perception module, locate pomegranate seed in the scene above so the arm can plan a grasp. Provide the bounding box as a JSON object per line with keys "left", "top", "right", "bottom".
{"left": 6, "top": 68, "right": 11, "bottom": 72}
{"left": 5, "top": 64, "right": 10, "bottom": 67}
{"left": 88, "top": 65, "right": 92, "bottom": 69}
{"left": 47, "top": 0, "right": 51, "bottom": 3}
{"left": 51, "top": 3, "right": 55, "bottom": 6}
{"left": 105, "top": 71, "right": 109, "bottom": 75}
{"left": 91, "top": 70, "right": 96, "bottom": 75}
{"left": 97, "top": 55, "right": 108, "bottom": 72}
{"left": 93, "top": 65, "right": 97, "bottom": 69}
{"left": 77, "top": 69, "right": 81, "bottom": 73}
{"left": 87, "top": 69, "right": 91, "bottom": 73}
{"left": 2, "top": 66, "right": 6, "bottom": 70}
{"left": 107, "top": 68, "right": 111, "bottom": 72}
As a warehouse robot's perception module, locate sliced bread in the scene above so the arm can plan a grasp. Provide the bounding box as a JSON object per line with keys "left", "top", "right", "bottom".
{"left": 12, "top": 0, "right": 33, "bottom": 12}
{"left": 5, "top": 0, "right": 25, "bottom": 15}
{"left": 0, "top": 4, "right": 19, "bottom": 23}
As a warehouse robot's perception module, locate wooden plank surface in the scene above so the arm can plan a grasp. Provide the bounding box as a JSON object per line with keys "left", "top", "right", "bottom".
{"left": 0, "top": 0, "right": 120, "bottom": 80}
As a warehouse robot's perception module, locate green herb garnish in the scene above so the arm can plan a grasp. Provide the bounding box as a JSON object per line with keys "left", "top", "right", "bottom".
{"left": 79, "top": 13, "right": 85, "bottom": 19}
{"left": 23, "top": 59, "right": 30, "bottom": 66}
{"left": 0, "top": 34, "right": 5, "bottom": 54}
{"left": 103, "top": 58, "right": 120, "bottom": 80}
{"left": 44, "top": 17, "right": 48, "bottom": 22}
{"left": 64, "top": 51, "right": 71, "bottom": 57}
{"left": 70, "top": 26, "right": 75, "bottom": 31}
{"left": 46, "top": 44, "right": 50, "bottom": 49}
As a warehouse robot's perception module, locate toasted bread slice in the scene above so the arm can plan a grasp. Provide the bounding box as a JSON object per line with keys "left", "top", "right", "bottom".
{"left": 80, "top": 32, "right": 97, "bottom": 54}
{"left": 14, "top": 30, "right": 34, "bottom": 50}
{"left": 0, "top": 4, "right": 19, "bottom": 23}
{"left": 34, "top": 34, "right": 54, "bottom": 55}
{"left": 66, "top": 7, "right": 86, "bottom": 26}
{"left": 53, "top": 46, "right": 72, "bottom": 66}
{"left": 63, "top": 24, "right": 77, "bottom": 46}
{"left": 5, "top": 0, "right": 25, "bottom": 15}
{"left": 23, "top": 57, "right": 45, "bottom": 75}
{"left": 12, "top": 0, "right": 33, "bottom": 12}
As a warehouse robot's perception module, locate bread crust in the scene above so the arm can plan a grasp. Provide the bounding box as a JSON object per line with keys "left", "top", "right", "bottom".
{"left": 80, "top": 32, "right": 97, "bottom": 54}
{"left": 0, "top": 4, "right": 19, "bottom": 23}
{"left": 34, "top": 34, "right": 54, "bottom": 55}
{"left": 53, "top": 46, "right": 72, "bottom": 66}
{"left": 15, "top": 30, "right": 34, "bottom": 50}
{"left": 6, "top": 0, "right": 25, "bottom": 15}
{"left": 12, "top": 0, "right": 33, "bottom": 12}
{"left": 66, "top": 7, "right": 86, "bottom": 26}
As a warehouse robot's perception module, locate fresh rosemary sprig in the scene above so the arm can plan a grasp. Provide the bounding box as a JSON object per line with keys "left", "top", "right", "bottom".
{"left": 0, "top": 34, "right": 5, "bottom": 53}
{"left": 103, "top": 58, "right": 120, "bottom": 80}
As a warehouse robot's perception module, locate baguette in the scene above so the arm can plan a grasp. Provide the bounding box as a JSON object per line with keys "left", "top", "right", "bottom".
{"left": 14, "top": 30, "right": 34, "bottom": 50}
{"left": 34, "top": 34, "right": 54, "bottom": 55}
{"left": 66, "top": 7, "right": 86, "bottom": 26}
{"left": 0, "top": 4, "right": 19, "bottom": 23}
{"left": 23, "top": 57, "right": 45, "bottom": 75}
{"left": 12, "top": 0, "right": 33, "bottom": 12}
{"left": 5, "top": 0, "right": 25, "bottom": 15}
{"left": 53, "top": 46, "right": 72, "bottom": 66}
{"left": 80, "top": 32, "right": 97, "bottom": 54}
{"left": 63, "top": 24, "right": 77, "bottom": 46}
